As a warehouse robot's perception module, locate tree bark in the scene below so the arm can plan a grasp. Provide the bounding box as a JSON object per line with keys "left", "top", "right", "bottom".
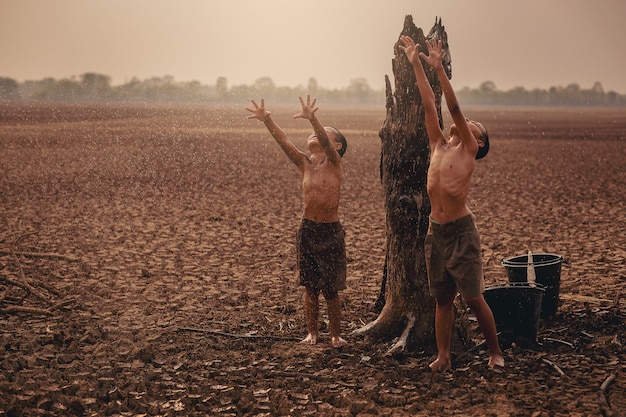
{"left": 354, "top": 16, "right": 469, "bottom": 354}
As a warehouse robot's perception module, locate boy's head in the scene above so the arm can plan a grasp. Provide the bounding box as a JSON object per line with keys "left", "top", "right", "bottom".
{"left": 308, "top": 127, "right": 348, "bottom": 157}
{"left": 469, "top": 120, "right": 489, "bottom": 160}
{"left": 330, "top": 127, "right": 347, "bottom": 157}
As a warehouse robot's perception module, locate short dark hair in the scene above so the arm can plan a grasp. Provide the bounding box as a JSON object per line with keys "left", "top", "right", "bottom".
{"left": 330, "top": 126, "right": 347, "bottom": 157}
{"left": 473, "top": 121, "right": 489, "bottom": 160}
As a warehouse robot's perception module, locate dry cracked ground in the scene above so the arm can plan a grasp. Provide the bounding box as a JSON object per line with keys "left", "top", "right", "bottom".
{"left": 1, "top": 103, "right": 625, "bottom": 416}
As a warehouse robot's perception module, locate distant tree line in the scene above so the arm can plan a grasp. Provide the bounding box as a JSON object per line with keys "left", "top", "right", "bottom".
{"left": 456, "top": 80, "right": 625, "bottom": 106}
{"left": 1, "top": 73, "right": 624, "bottom": 106}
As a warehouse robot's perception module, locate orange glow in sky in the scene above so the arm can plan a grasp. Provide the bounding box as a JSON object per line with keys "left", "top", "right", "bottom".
{"left": 1, "top": 0, "right": 625, "bottom": 93}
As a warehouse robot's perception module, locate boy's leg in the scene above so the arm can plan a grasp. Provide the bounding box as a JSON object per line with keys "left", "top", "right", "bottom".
{"left": 465, "top": 294, "right": 504, "bottom": 368}
{"left": 430, "top": 294, "right": 456, "bottom": 371}
{"left": 325, "top": 292, "right": 347, "bottom": 348}
{"left": 301, "top": 287, "right": 320, "bottom": 344}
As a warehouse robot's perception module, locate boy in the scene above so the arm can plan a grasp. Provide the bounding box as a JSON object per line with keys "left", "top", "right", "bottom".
{"left": 399, "top": 35, "right": 504, "bottom": 370}
{"left": 246, "top": 95, "right": 348, "bottom": 348}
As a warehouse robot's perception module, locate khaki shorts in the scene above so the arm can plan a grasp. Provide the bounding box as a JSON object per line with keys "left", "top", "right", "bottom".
{"left": 424, "top": 214, "right": 485, "bottom": 300}
{"left": 296, "top": 219, "right": 347, "bottom": 294}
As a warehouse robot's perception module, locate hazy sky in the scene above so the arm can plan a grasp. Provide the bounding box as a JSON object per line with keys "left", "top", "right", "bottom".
{"left": 2, "top": 0, "right": 626, "bottom": 93}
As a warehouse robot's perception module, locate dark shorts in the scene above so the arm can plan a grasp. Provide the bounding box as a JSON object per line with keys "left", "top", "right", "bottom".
{"left": 424, "top": 214, "right": 485, "bottom": 300}
{"left": 296, "top": 218, "right": 347, "bottom": 294}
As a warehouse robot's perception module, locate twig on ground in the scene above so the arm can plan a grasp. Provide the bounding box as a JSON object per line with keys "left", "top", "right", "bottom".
{"left": 269, "top": 370, "right": 329, "bottom": 381}
{"left": 0, "top": 298, "right": 75, "bottom": 316}
{"left": 543, "top": 337, "right": 575, "bottom": 349}
{"left": 598, "top": 374, "right": 616, "bottom": 417}
{"left": 0, "top": 305, "right": 53, "bottom": 315}
{"left": 10, "top": 246, "right": 28, "bottom": 282}
{"left": 178, "top": 327, "right": 300, "bottom": 341}
{"left": 12, "top": 230, "right": 38, "bottom": 247}
{"left": 0, "top": 235, "right": 75, "bottom": 315}
{"left": 600, "top": 374, "right": 616, "bottom": 392}
{"left": 0, "top": 266, "right": 49, "bottom": 304}
{"left": 541, "top": 358, "right": 567, "bottom": 378}
{"left": 0, "top": 249, "right": 79, "bottom": 262}
{"left": 48, "top": 298, "right": 77, "bottom": 312}
{"left": 35, "top": 279, "right": 62, "bottom": 297}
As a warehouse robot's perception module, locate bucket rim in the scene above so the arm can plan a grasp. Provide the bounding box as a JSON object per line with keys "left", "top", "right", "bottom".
{"left": 501, "top": 253, "right": 563, "bottom": 266}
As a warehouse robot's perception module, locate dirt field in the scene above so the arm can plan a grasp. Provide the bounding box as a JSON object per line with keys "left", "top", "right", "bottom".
{"left": 1, "top": 102, "right": 625, "bottom": 416}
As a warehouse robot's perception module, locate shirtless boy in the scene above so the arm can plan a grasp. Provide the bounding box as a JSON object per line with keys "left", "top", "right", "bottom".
{"left": 399, "top": 35, "right": 504, "bottom": 370}
{"left": 246, "top": 95, "right": 348, "bottom": 348}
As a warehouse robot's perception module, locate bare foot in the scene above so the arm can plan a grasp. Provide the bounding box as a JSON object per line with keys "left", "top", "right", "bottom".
{"left": 331, "top": 336, "right": 347, "bottom": 348}
{"left": 300, "top": 333, "right": 318, "bottom": 345}
{"left": 429, "top": 357, "right": 451, "bottom": 372}
{"left": 488, "top": 352, "right": 505, "bottom": 368}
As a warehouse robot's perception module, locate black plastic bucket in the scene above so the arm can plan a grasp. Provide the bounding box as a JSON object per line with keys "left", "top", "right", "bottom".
{"left": 484, "top": 283, "right": 544, "bottom": 344}
{"left": 501, "top": 253, "right": 563, "bottom": 318}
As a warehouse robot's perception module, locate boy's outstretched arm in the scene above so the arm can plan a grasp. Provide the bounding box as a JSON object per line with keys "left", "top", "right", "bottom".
{"left": 246, "top": 99, "right": 308, "bottom": 171}
{"left": 399, "top": 36, "right": 444, "bottom": 148}
{"left": 294, "top": 95, "right": 341, "bottom": 165}
{"left": 419, "top": 38, "right": 477, "bottom": 156}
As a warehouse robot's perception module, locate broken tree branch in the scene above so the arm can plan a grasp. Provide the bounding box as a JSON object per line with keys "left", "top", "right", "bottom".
{"left": 543, "top": 337, "right": 575, "bottom": 349}
{"left": 0, "top": 249, "right": 79, "bottom": 262}
{"left": 0, "top": 305, "right": 53, "bottom": 316}
{"left": 48, "top": 298, "right": 77, "bottom": 311}
{"left": 0, "top": 266, "right": 49, "bottom": 304}
{"left": 542, "top": 358, "right": 567, "bottom": 378}
{"left": 600, "top": 374, "right": 616, "bottom": 392}
{"left": 598, "top": 374, "right": 617, "bottom": 417}
{"left": 177, "top": 327, "right": 300, "bottom": 342}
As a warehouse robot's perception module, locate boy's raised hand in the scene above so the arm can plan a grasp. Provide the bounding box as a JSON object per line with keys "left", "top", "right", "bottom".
{"left": 399, "top": 35, "right": 444, "bottom": 70}
{"left": 293, "top": 95, "right": 318, "bottom": 121}
{"left": 420, "top": 38, "right": 444, "bottom": 70}
{"left": 245, "top": 99, "right": 270, "bottom": 121}
{"left": 399, "top": 35, "right": 420, "bottom": 65}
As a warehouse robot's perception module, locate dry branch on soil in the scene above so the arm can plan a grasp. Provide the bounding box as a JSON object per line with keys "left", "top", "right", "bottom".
{"left": 0, "top": 237, "right": 76, "bottom": 316}
{"left": 0, "top": 250, "right": 79, "bottom": 261}
{"left": 598, "top": 374, "right": 624, "bottom": 417}
{"left": 178, "top": 326, "right": 301, "bottom": 341}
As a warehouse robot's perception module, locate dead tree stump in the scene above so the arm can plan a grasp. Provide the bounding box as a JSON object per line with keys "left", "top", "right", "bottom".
{"left": 354, "top": 16, "right": 470, "bottom": 354}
